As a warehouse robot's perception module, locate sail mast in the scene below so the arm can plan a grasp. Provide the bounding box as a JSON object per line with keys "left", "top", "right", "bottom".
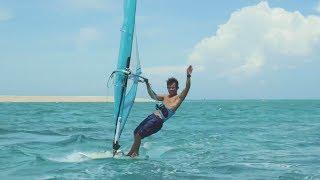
{"left": 113, "top": 0, "right": 137, "bottom": 154}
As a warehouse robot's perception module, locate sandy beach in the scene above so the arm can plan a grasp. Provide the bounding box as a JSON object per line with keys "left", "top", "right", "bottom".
{"left": 0, "top": 96, "right": 152, "bottom": 103}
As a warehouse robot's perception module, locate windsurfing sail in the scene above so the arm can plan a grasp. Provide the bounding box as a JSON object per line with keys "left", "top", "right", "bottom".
{"left": 112, "top": 0, "right": 144, "bottom": 154}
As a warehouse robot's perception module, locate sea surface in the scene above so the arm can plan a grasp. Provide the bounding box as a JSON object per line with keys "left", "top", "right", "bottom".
{"left": 1, "top": 100, "right": 320, "bottom": 179}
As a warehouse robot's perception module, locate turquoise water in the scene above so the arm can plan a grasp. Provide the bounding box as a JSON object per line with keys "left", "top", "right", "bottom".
{"left": 1, "top": 100, "right": 320, "bottom": 179}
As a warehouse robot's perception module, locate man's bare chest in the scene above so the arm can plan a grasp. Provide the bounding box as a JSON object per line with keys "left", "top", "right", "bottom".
{"left": 163, "top": 96, "right": 180, "bottom": 108}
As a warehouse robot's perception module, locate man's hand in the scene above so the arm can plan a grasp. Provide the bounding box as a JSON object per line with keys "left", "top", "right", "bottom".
{"left": 187, "top": 65, "right": 193, "bottom": 76}
{"left": 144, "top": 78, "right": 149, "bottom": 84}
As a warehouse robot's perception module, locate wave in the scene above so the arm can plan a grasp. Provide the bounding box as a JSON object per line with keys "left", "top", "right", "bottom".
{"left": 279, "top": 172, "right": 319, "bottom": 180}
{"left": 31, "top": 109, "right": 58, "bottom": 116}
{"left": 20, "top": 129, "right": 64, "bottom": 136}
{"left": 35, "top": 154, "right": 49, "bottom": 162}
{"left": 0, "top": 128, "right": 17, "bottom": 135}
{"left": 56, "top": 127, "right": 97, "bottom": 133}
{"left": 53, "top": 134, "right": 100, "bottom": 146}
{"left": 0, "top": 128, "right": 64, "bottom": 137}
{"left": 4, "top": 145, "right": 32, "bottom": 157}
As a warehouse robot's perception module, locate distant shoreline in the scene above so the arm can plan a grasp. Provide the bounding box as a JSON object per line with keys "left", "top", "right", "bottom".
{"left": 0, "top": 96, "right": 153, "bottom": 103}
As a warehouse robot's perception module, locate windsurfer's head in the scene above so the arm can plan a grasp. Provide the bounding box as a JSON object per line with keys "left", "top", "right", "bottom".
{"left": 166, "top": 77, "right": 179, "bottom": 96}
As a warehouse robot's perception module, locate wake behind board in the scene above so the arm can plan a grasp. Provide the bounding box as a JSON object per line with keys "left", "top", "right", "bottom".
{"left": 79, "top": 150, "right": 149, "bottom": 160}
{"left": 79, "top": 150, "right": 123, "bottom": 159}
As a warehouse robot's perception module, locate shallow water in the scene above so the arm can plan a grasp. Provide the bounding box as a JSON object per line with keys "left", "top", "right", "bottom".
{"left": 1, "top": 100, "right": 320, "bottom": 179}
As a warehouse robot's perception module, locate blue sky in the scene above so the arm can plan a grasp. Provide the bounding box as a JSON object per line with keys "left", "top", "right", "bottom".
{"left": 0, "top": 0, "right": 320, "bottom": 99}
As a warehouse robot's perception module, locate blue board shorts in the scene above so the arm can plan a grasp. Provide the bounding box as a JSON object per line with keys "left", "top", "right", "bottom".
{"left": 134, "top": 114, "right": 164, "bottom": 139}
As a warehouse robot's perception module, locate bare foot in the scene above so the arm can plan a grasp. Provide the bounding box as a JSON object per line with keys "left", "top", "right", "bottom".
{"left": 130, "top": 152, "right": 138, "bottom": 158}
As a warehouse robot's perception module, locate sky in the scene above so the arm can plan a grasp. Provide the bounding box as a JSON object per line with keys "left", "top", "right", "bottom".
{"left": 0, "top": 0, "right": 320, "bottom": 99}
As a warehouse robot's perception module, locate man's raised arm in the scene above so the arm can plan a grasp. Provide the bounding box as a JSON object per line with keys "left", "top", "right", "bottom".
{"left": 179, "top": 65, "right": 193, "bottom": 101}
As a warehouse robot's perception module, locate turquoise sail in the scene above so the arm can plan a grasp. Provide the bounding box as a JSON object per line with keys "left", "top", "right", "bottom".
{"left": 120, "top": 34, "right": 142, "bottom": 136}
{"left": 113, "top": 0, "right": 138, "bottom": 151}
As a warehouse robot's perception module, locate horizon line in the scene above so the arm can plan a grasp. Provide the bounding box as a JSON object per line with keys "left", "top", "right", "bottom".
{"left": 0, "top": 95, "right": 319, "bottom": 102}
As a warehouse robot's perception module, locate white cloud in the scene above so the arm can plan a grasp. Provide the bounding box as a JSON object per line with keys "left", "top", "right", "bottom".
{"left": 0, "top": 9, "right": 12, "bottom": 21}
{"left": 220, "top": 52, "right": 265, "bottom": 78}
{"left": 144, "top": 66, "right": 186, "bottom": 75}
{"left": 188, "top": 2, "right": 320, "bottom": 81}
{"left": 76, "top": 27, "right": 101, "bottom": 47}
{"left": 144, "top": 65, "right": 204, "bottom": 75}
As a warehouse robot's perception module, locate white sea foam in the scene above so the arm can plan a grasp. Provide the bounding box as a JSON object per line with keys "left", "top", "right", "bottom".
{"left": 48, "top": 151, "right": 117, "bottom": 163}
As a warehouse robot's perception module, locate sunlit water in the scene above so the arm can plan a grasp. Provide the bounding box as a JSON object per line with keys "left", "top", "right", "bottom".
{"left": 1, "top": 100, "right": 320, "bottom": 179}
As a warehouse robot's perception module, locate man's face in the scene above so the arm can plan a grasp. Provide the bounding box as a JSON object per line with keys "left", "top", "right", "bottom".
{"left": 167, "top": 83, "right": 178, "bottom": 95}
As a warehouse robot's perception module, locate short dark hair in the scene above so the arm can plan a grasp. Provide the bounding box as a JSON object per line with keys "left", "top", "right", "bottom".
{"left": 167, "top": 77, "right": 179, "bottom": 88}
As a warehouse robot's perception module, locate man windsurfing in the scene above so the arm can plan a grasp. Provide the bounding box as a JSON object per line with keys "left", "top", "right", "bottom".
{"left": 127, "top": 65, "right": 193, "bottom": 157}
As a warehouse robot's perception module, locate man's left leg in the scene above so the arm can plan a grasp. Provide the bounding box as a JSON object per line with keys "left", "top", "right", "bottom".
{"left": 127, "top": 114, "right": 163, "bottom": 157}
{"left": 127, "top": 133, "right": 142, "bottom": 157}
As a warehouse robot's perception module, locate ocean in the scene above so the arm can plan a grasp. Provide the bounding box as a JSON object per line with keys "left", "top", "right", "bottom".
{"left": 0, "top": 100, "right": 319, "bottom": 179}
